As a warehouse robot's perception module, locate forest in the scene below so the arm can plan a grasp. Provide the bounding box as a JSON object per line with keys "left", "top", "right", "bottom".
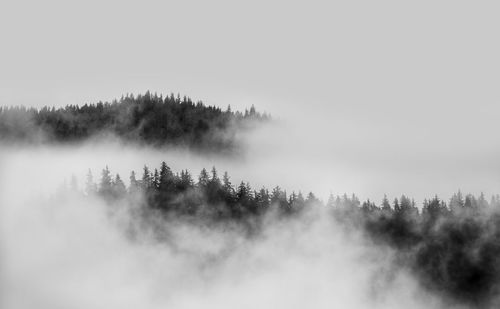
{"left": 62, "top": 162, "right": 500, "bottom": 308}
{"left": 0, "top": 91, "right": 268, "bottom": 150}
{"left": 3, "top": 92, "right": 499, "bottom": 307}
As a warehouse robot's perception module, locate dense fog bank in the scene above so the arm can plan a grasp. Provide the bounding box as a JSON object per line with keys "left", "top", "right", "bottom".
{"left": 1, "top": 178, "right": 446, "bottom": 309}
{"left": 1, "top": 102, "right": 500, "bottom": 308}
{"left": 3, "top": 144, "right": 500, "bottom": 308}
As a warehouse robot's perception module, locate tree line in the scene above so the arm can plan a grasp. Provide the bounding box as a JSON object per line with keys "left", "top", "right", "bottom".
{"left": 0, "top": 91, "right": 269, "bottom": 150}
{"left": 72, "top": 162, "right": 500, "bottom": 307}
{"left": 82, "top": 163, "right": 318, "bottom": 219}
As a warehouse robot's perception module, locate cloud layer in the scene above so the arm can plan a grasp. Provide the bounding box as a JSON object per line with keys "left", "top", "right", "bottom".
{"left": 0, "top": 144, "right": 449, "bottom": 309}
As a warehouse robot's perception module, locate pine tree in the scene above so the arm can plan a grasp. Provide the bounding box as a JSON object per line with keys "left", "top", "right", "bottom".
{"left": 129, "top": 171, "right": 139, "bottom": 194}
{"left": 306, "top": 192, "right": 318, "bottom": 205}
{"left": 159, "top": 162, "right": 173, "bottom": 190}
{"left": 178, "top": 169, "right": 193, "bottom": 191}
{"left": 84, "top": 169, "right": 97, "bottom": 196}
{"left": 112, "top": 174, "right": 127, "bottom": 198}
{"left": 381, "top": 194, "right": 391, "bottom": 211}
{"left": 222, "top": 172, "right": 233, "bottom": 194}
{"left": 152, "top": 169, "right": 160, "bottom": 190}
{"left": 141, "top": 165, "right": 152, "bottom": 190}
{"left": 210, "top": 166, "right": 220, "bottom": 185}
{"left": 198, "top": 168, "right": 209, "bottom": 188}
{"left": 327, "top": 193, "right": 335, "bottom": 208}
{"left": 237, "top": 181, "right": 248, "bottom": 202}
{"left": 99, "top": 166, "right": 113, "bottom": 197}
{"left": 393, "top": 198, "right": 400, "bottom": 212}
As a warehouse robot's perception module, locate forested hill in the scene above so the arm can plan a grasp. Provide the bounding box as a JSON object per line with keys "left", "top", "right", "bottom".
{"left": 71, "top": 162, "right": 500, "bottom": 308}
{"left": 0, "top": 91, "right": 269, "bottom": 150}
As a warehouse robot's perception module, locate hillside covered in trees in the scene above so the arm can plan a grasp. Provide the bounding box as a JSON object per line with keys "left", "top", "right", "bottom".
{"left": 0, "top": 91, "right": 269, "bottom": 151}
{"left": 65, "top": 162, "right": 500, "bottom": 308}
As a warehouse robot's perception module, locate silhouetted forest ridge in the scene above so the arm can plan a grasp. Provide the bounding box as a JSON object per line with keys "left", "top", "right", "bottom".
{"left": 0, "top": 91, "right": 269, "bottom": 150}
{"left": 67, "top": 162, "right": 500, "bottom": 308}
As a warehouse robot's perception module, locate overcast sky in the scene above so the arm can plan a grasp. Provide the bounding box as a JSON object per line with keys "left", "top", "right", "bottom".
{"left": 1, "top": 0, "right": 499, "bottom": 201}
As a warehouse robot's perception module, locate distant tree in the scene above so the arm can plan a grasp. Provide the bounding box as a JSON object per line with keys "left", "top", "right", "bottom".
{"left": 157, "top": 162, "right": 175, "bottom": 210}
{"left": 0, "top": 91, "right": 268, "bottom": 151}
{"left": 152, "top": 169, "right": 160, "bottom": 190}
{"left": 112, "top": 174, "right": 127, "bottom": 199}
{"left": 222, "top": 172, "right": 234, "bottom": 198}
{"left": 99, "top": 166, "right": 113, "bottom": 198}
{"left": 306, "top": 192, "right": 319, "bottom": 206}
{"left": 198, "top": 168, "right": 209, "bottom": 188}
{"left": 449, "top": 190, "right": 464, "bottom": 213}
{"left": 393, "top": 198, "right": 400, "bottom": 212}
{"left": 76, "top": 162, "right": 500, "bottom": 306}
{"left": 327, "top": 193, "right": 335, "bottom": 208}
{"left": 271, "top": 186, "right": 289, "bottom": 213}
{"left": 478, "top": 192, "right": 489, "bottom": 210}
{"left": 129, "top": 171, "right": 139, "bottom": 194}
{"left": 381, "top": 194, "right": 392, "bottom": 212}
{"left": 178, "top": 169, "right": 193, "bottom": 191}
{"left": 141, "top": 166, "right": 152, "bottom": 190}
{"left": 84, "top": 169, "right": 97, "bottom": 196}
{"left": 206, "top": 167, "right": 222, "bottom": 205}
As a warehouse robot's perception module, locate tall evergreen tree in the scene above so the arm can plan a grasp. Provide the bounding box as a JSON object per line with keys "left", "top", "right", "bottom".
{"left": 99, "top": 166, "right": 113, "bottom": 198}
{"left": 141, "top": 165, "right": 152, "bottom": 190}
{"left": 129, "top": 171, "right": 139, "bottom": 194}
{"left": 381, "top": 194, "right": 391, "bottom": 211}
{"left": 198, "top": 168, "right": 209, "bottom": 188}
{"left": 84, "top": 169, "right": 97, "bottom": 196}
{"left": 112, "top": 174, "right": 127, "bottom": 199}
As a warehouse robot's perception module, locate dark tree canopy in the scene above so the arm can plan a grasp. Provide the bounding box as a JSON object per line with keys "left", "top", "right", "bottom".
{"left": 67, "top": 162, "right": 500, "bottom": 308}
{"left": 0, "top": 91, "right": 269, "bottom": 151}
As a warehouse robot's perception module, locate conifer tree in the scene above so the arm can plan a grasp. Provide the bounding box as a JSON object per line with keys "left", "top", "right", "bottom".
{"left": 84, "top": 169, "right": 97, "bottom": 196}
{"left": 129, "top": 171, "right": 139, "bottom": 194}
{"left": 198, "top": 168, "right": 209, "bottom": 188}
{"left": 141, "top": 165, "right": 152, "bottom": 190}
{"left": 112, "top": 174, "right": 127, "bottom": 198}
{"left": 381, "top": 194, "right": 391, "bottom": 211}
{"left": 99, "top": 166, "right": 113, "bottom": 197}
{"left": 327, "top": 193, "right": 335, "bottom": 208}
{"left": 152, "top": 169, "right": 160, "bottom": 190}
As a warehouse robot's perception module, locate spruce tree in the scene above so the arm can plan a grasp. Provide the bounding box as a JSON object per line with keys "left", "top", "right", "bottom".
{"left": 99, "top": 166, "right": 113, "bottom": 198}
{"left": 112, "top": 174, "right": 127, "bottom": 198}
{"left": 84, "top": 169, "right": 97, "bottom": 196}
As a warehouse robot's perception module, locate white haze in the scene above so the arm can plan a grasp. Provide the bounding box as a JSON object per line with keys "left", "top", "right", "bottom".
{"left": 5, "top": 0, "right": 500, "bottom": 201}
{"left": 1, "top": 0, "right": 498, "bottom": 307}
{"left": 1, "top": 116, "right": 495, "bottom": 204}
{"left": 2, "top": 0, "right": 500, "bottom": 201}
{"left": 0, "top": 143, "right": 454, "bottom": 309}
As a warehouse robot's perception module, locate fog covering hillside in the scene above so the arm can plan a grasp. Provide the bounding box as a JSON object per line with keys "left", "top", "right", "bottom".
{"left": 0, "top": 148, "right": 445, "bottom": 309}
{"left": 3, "top": 0, "right": 500, "bottom": 308}
{"left": 1, "top": 93, "right": 500, "bottom": 309}
{"left": 2, "top": 149, "right": 500, "bottom": 308}
{"left": 74, "top": 162, "right": 500, "bottom": 308}
{"left": 0, "top": 91, "right": 268, "bottom": 151}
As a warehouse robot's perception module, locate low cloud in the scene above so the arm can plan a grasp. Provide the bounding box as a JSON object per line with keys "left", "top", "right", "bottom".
{"left": 0, "top": 145, "right": 450, "bottom": 309}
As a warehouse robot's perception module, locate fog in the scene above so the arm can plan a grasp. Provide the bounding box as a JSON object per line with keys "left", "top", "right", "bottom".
{"left": 2, "top": 1, "right": 499, "bottom": 306}
{"left": 0, "top": 143, "right": 453, "bottom": 309}
{"left": 2, "top": 0, "right": 500, "bottom": 201}
{"left": 2, "top": 115, "right": 496, "bottom": 205}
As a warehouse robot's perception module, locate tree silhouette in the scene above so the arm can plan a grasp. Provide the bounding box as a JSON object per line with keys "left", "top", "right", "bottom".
{"left": 75, "top": 162, "right": 500, "bottom": 307}
{"left": 98, "top": 166, "right": 113, "bottom": 198}
{"left": 0, "top": 92, "right": 269, "bottom": 151}
{"left": 84, "top": 169, "right": 97, "bottom": 196}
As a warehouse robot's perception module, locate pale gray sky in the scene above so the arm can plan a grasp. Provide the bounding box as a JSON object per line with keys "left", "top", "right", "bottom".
{"left": 1, "top": 0, "right": 499, "bottom": 201}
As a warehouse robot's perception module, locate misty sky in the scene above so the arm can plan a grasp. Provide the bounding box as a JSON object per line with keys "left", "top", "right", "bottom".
{"left": 1, "top": 0, "right": 500, "bottom": 201}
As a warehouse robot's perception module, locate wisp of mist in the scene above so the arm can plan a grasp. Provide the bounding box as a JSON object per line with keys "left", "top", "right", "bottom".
{"left": 0, "top": 125, "right": 454, "bottom": 309}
